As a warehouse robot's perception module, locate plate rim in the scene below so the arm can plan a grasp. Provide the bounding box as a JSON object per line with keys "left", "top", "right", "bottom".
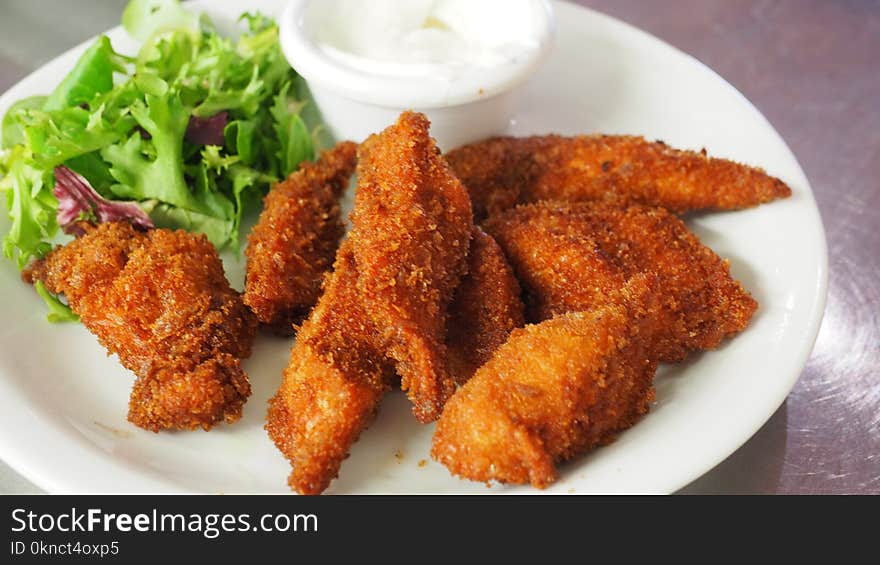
{"left": 574, "top": 3, "right": 829, "bottom": 492}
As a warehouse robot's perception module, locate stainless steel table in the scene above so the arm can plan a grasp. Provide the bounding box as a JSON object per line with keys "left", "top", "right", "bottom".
{"left": 0, "top": 0, "right": 876, "bottom": 494}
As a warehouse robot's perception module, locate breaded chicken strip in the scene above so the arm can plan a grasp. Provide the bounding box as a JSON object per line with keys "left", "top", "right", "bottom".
{"left": 350, "top": 112, "right": 473, "bottom": 423}
{"left": 266, "top": 241, "right": 393, "bottom": 495}
{"left": 244, "top": 141, "right": 357, "bottom": 334}
{"left": 432, "top": 276, "right": 659, "bottom": 488}
{"left": 484, "top": 211, "right": 627, "bottom": 323}
{"left": 545, "top": 201, "right": 757, "bottom": 361}
{"left": 446, "top": 135, "right": 792, "bottom": 220}
{"left": 446, "top": 227, "right": 525, "bottom": 385}
{"left": 25, "top": 222, "right": 256, "bottom": 431}
{"left": 486, "top": 201, "right": 757, "bottom": 362}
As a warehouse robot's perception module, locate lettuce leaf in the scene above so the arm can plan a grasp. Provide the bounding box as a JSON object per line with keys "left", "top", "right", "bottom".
{"left": 101, "top": 90, "right": 202, "bottom": 209}
{"left": 34, "top": 281, "right": 79, "bottom": 323}
{"left": 271, "top": 81, "right": 314, "bottom": 177}
{"left": 122, "top": 0, "right": 198, "bottom": 42}
{"left": 1, "top": 148, "right": 56, "bottom": 268}
{"left": 141, "top": 201, "right": 233, "bottom": 248}
{"left": 43, "top": 36, "right": 127, "bottom": 112}
{"left": 53, "top": 165, "right": 153, "bottom": 235}
{"left": 1, "top": 96, "right": 46, "bottom": 150}
{"left": 1, "top": 0, "right": 322, "bottom": 312}
{"left": 23, "top": 105, "right": 125, "bottom": 170}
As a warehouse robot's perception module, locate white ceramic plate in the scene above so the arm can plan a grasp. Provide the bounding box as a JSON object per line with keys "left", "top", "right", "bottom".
{"left": 0, "top": 0, "right": 827, "bottom": 494}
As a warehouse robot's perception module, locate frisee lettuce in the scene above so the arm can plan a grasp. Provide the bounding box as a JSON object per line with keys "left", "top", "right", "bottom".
{"left": 34, "top": 281, "right": 79, "bottom": 323}
{"left": 0, "top": 0, "right": 324, "bottom": 321}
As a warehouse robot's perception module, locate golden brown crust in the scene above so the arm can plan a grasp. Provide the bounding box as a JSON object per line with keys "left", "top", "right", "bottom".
{"left": 350, "top": 111, "right": 473, "bottom": 423}
{"left": 128, "top": 354, "right": 251, "bottom": 431}
{"left": 243, "top": 141, "right": 357, "bottom": 335}
{"left": 483, "top": 210, "right": 627, "bottom": 323}
{"left": 446, "top": 135, "right": 792, "bottom": 220}
{"left": 446, "top": 227, "right": 525, "bottom": 384}
{"left": 556, "top": 201, "right": 757, "bottom": 361}
{"left": 432, "top": 276, "right": 659, "bottom": 488}
{"left": 265, "top": 241, "right": 393, "bottom": 495}
{"left": 487, "top": 201, "right": 758, "bottom": 362}
{"left": 28, "top": 222, "right": 257, "bottom": 431}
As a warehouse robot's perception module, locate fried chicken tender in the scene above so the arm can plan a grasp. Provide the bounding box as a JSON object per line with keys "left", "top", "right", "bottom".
{"left": 484, "top": 210, "right": 627, "bottom": 323}
{"left": 485, "top": 201, "right": 758, "bottom": 362}
{"left": 350, "top": 111, "right": 473, "bottom": 423}
{"left": 244, "top": 141, "right": 357, "bottom": 334}
{"left": 431, "top": 276, "right": 659, "bottom": 488}
{"left": 266, "top": 241, "right": 393, "bottom": 495}
{"left": 25, "top": 222, "right": 256, "bottom": 431}
{"left": 446, "top": 135, "right": 792, "bottom": 220}
{"left": 446, "top": 227, "right": 525, "bottom": 385}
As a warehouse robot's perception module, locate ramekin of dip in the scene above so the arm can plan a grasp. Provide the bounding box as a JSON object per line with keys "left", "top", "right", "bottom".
{"left": 280, "top": 0, "right": 555, "bottom": 150}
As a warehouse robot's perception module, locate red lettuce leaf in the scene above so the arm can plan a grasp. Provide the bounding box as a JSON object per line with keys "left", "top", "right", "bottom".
{"left": 53, "top": 165, "right": 154, "bottom": 235}
{"left": 185, "top": 111, "right": 228, "bottom": 146}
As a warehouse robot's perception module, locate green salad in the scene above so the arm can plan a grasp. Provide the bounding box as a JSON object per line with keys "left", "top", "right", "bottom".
{"left": 0, "top": 0, "right": 324, "bottom": 319}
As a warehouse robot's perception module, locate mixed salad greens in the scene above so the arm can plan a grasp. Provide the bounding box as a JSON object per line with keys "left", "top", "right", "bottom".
{"left": 0, "top": 0, "right": 325, "bottom": 320}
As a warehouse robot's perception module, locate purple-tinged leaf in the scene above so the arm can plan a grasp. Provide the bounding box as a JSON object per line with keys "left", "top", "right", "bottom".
{"left": 185, "top": 111, "right": 228, "bottom": 146}
{"left": 53, "top": 165, "right": 154, "bottom": 235}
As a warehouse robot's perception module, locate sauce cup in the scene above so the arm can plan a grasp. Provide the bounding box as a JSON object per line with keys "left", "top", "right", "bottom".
{"left": 279, "top": 0, "right": 556, "bottom": 150}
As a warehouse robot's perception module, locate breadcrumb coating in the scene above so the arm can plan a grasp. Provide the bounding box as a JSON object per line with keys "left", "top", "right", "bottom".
{"left": 446, "top": 134, "right": 792, "bottom": 220}
{"left": 446, "top": 227, "right": 525, "bottom": 384}
{"left": 266, "top": 241, "right": 392, "bottom": 495}
{"left": 486, "top": 201, "right": 757, "bottom": 362}
{"left": 484, "top": 209, "right": 627, "bottom": 323}
{"left": 244, "top": 141, "right": 357, "bottom": 334}
{"left": 25, "top": 222, "right": 256, "bottom": 431}
{"left": 350, "top": 111, "right": 473, "bottom": 423}
{"left": 432, "top": 276, "right": 659, "bottom": 488}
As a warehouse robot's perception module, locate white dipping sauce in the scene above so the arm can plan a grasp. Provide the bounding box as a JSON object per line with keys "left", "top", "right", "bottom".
{"left": 304, "top": 0, "right": 547, "bottom": 81}
{"left": 284, "top": 0, "right": 554, "bottom": 147}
